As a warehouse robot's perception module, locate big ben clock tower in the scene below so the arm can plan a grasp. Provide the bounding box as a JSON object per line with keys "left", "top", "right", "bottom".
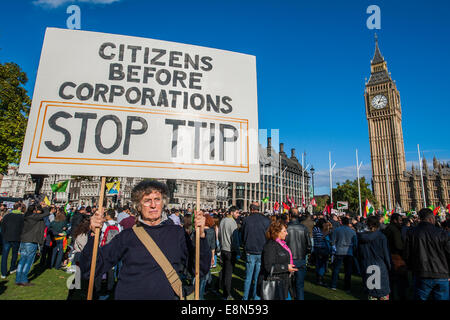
{"left": 364, "top": 34, "right": 408, "bottom": 211}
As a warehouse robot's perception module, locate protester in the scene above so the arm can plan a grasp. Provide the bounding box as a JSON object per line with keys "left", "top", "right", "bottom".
{"left": 403, "top": 208, "right": 450, "bottom": 300}
{"left": 258, "top": 220, "right": 298, "bottom": 300}
{"left": 40, "top": 206, "right": 56, "bottom": 268}
{"left": 80, "top": 180, "right": 211, "bottom": 300}
{"left": 49, "top": 208, "right": 69, "bottom": 269}
{"left": 116, "top": 205, "right": 130, "bottom": 224}
{"left": 312, "top": 218, "right": 332, "bottom": 286}
{"left": 71, "top": 218, "right": 91, "bottom": 266}
{"left": 70, "top": 207, "right": 89, "bottom": 236}
{"left": 357, "top": 215, "right": 391, "bottom": 300}
{"left": 119, "top": 207, "right": 137, "bottom": 230}
{"left": 218, "top": 206, "right": 240, "bottom": 300}
{"left": 169, "top": 208, "right": 182, "bottom": 226}
{"left": 199, "top": 213, "right": 216, "bottom": 300}
{"left": 329, "top": 216, "right": 358, "bottom": 291}
{"left": 301, "top": 214, "right": 314, "bottom": 238}
{"left": 383, "top": 213, "right": 409, "bottom": 300}
{"left": 241, "top": 202, "right": 270, "bottom": 300}
{"left": 1, "top": 202, "right": 24, "bottom": 278}
{"left": 285, "top": 208, "right": 311, "bottom": 299}
{"left": 16, "top": 202, "right": 50, "bottom": 286}
{"left": 95, "top": 208, "right": 122, "bottom": 299}
{"left": 330, "top": 214, "right": 341, "bottom": 231}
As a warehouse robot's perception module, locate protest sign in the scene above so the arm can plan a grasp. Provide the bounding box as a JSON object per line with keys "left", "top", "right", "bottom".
{"left": 19, "top": 28, "right": 259, "bottom": 183}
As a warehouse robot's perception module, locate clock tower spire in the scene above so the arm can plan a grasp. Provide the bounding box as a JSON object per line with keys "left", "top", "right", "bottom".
{"left": 364, "top": 34, "right": 408, "bottom": 211}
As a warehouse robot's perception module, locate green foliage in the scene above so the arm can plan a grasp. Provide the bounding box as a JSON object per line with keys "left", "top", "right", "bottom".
{"left": 333, "top": 177, "right": 378, "bottom": 214}
{"left": 315, "top": 195, "right": 329, "bottom": 213}
{"left": 0, "top": 62, "right": 31, "bottom": 174}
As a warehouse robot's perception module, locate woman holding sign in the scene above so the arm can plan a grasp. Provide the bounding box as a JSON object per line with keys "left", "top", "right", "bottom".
{"left": 79, "top": 180, "right": 211, "bottom": 300}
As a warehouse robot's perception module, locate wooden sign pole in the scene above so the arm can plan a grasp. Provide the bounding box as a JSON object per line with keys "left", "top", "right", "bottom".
{"left": 195, "top": 180, "right": 201, "bottom": 300}
{"left": 87, "top": 176, "right": 106, "bottom": 300}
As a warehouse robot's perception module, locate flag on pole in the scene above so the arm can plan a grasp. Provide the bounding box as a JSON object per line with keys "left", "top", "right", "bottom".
{"left": 290, "top": 196, "right": 296, "bottom": 208}
{"left": 327, "top": 202, "right": 333, "bottom": 215}
{"left": 286, "top": 195, "right": 292, "bottom": 207}
{"left": 51, "top": 180, "right": 69, "bottom": 193}
{"left": 302, "top": 195, "right": 306, "bottom": 208}
{"left": 44, "top": 196, "right": 51, "bottom": 206}
{"left": 433, "top": 206, "right": 440, "bottom": 216}
{"left": 274, "top": 201, "right": 280, "bottom": 212}
{"left": 106, "top": 181, "right": 120, "bottom": 195}
{"left": 383, "top": 206, "right": 390, "bottom": 224}
{"left": 364, "top": 199, "right": 374, "bottom": 218}
{"left": 310, "top": 198, "right": 317, "bottom": 207}
{"left": 282, "top": 202, "right": 290, "bottom": 212}
{"left": 262, "top": 197, "right": 269, "bottom": 203}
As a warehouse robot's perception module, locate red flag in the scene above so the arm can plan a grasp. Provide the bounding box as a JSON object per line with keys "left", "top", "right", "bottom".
{"left": 433, "top": 206, "right": 440, "bottom": 216}
{"left": 291, "top": 196, "right": 296, "bottom": 208}
{"left": 310, "top": 198, "right": 317, "bottom": 207}
{"left": 274, "top": 201, "right": 280, "bottom": 212}
{"left": 282, "top": 202, "right": 290, "bottom": 211}
{"left": 327, "top": 202, "right": 334, "bottom": 215}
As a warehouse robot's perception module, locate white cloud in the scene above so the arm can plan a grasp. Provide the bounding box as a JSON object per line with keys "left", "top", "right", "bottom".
{"left": 33, "top": 0, "right": 120, "bottom": 8}
{"left": 313, "top": 163, "right": 372, "bottom": 195}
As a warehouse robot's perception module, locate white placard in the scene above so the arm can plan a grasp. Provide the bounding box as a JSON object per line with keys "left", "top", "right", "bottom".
{"left": 19, "top": 28, "right": 259, "bottom": 183}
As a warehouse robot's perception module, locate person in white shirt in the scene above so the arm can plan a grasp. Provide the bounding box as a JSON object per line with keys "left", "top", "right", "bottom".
{"left": 116, "top": 205, "right": 130, "bottom": 224}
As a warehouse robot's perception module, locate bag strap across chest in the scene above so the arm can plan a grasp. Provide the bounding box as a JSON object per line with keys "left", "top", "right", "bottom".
{"left": 132, "top": 225, "right": 183, "bottom": 299}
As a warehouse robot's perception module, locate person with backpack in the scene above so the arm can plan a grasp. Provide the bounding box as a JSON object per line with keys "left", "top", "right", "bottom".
{"left": 95, "top": 208, "right": 122, "bottom": 299}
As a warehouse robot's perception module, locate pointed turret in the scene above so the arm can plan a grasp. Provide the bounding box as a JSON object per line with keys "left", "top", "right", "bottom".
{"left": 433, "top": 156, "right": 439, "bottom": 170}
{"left": 368, "top": 34, "right": 391, "bottom": 85}
{"left": 422, "top": 156, "right": 428, "bottom": 173}
{"left": 371, "top": 33, "right": 385, "bottom": 65}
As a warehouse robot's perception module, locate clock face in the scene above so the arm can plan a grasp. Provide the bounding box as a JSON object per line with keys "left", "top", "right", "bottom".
{"left": 371, "top": 95, "right": 388, "bottom": 109}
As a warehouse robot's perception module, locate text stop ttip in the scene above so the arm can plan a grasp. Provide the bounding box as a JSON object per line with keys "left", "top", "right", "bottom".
{"left": 43, "top": 110, "right": 240, "bottom": 161}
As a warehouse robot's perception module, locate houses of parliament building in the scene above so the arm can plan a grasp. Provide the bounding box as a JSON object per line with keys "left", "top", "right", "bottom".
{"left": 365, "top": 35, "right": 450, "bottom": 212}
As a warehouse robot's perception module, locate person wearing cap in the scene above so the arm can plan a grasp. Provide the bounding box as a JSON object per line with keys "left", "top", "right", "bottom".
{"left": 79, "top": 180, "right": 211, "bottom": 300}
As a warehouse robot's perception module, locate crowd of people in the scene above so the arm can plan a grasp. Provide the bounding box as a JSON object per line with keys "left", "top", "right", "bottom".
{"left": 0, "top": 182, "right": 448, "bottom": 301}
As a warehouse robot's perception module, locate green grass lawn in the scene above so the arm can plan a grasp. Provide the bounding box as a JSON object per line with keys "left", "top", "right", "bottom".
{"left": 0, "top": 251, "right": 373, "bottom": 300}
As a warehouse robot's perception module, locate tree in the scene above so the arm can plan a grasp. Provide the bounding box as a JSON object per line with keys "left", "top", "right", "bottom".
{"left": 0, "top": 62, "right": 31, "bottom": 173}
{"left": 314, "top": 195, "right": 329, "bottom": 213}
{"left": 332, "top": 177, "right": 378, "bottom": 214}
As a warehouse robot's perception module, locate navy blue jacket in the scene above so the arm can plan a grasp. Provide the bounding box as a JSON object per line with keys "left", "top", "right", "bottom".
{"left": 357, "top": 230, "right": 391, "bottom": 298}
{"left": 80, "top": 220, "right": 211, "bottom": 300}
{"left": 241, "top": 213, "right": 270, "bottom": 255}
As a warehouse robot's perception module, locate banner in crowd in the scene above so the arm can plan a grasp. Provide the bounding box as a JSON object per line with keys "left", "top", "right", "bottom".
{"left": 19, "top": 28, "right": 259, "bottom": 183}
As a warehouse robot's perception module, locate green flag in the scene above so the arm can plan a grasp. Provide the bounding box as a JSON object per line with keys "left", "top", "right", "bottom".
{"left": 262, "top": 197, "right": 269, "bottom": 203}
{"left": 51, "top": 180, "right": 69, "bottom": 192}
{"left": 382, "top": 206, "right": 390, "bottom": 224}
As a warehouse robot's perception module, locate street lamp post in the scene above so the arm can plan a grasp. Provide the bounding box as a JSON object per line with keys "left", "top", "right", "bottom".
{"left": 329, "top": 152, "right": 336, "bottom": 206}
{"left": 417, "top": 144, "right": 427, "bottom": 208}
{"left": 356, "top": 149, "right": 363, "bottom": 217}
{"left": 279, "top": 153, "right": 287, "bottom": 211}
{"left": 301, "top": 152, "right": 310, "bottom": 213}
{"left": 310, "top": 167, "right": 315, "bottom": 198}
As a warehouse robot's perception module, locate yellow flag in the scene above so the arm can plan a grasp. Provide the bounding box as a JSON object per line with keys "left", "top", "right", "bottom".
{"left": 106, "top": 181, "right": 120, "bottom": 194}
{"left": 44, "top": 196, "right": 51, "bottom": 206}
